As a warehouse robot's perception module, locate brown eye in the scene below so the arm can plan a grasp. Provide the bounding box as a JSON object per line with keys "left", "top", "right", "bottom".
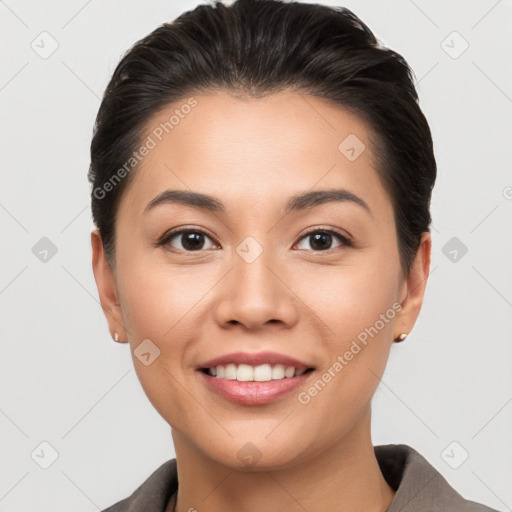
{"left": 295, "top": 229, "right": 351, "bottom": 252}
{"left": 160, "top": 229, "right": 218, "bottom": 252}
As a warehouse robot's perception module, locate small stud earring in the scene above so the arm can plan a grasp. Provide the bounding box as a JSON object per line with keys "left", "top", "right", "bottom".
{"left": 394, "top": 333, "right": 407, "bottom": 342}
{"left": 114, "top": 332, "right": 119, "bottom": 342}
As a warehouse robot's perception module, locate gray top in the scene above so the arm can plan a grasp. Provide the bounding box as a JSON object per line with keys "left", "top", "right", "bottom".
{"left": 102, "top": 444, "right": 501, "bottom": 512}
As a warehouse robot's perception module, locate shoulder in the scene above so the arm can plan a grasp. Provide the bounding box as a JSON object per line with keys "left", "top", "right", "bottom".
{"left": 101, "top": 458, "right": 178, "bottom": 512}
{"left": 374, "top": 444, "right": 502, "bottom": 512}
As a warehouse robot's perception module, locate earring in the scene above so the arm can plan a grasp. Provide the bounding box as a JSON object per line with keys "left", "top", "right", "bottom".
{"left": 394, "top": 333, "right": 407, "bottom": 343}
{"left": 114, "top": 332, "right": 119, "bottom": 342}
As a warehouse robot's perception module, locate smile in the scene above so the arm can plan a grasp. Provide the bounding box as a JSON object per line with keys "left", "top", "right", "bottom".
{"left": 196, "top": 351, "right": 316, "bottom": 405}
{"left": 202, "top": 363, "right": 312, "bottom": 381}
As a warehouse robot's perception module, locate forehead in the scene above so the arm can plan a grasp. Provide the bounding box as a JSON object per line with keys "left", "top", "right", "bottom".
{"left": 120, "top": 90, "right": 391, "bottom": 217}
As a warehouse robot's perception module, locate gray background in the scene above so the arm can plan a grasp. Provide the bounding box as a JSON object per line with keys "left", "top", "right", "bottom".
{"left": 1, "top": 0, "right": 511, "bottom": 510}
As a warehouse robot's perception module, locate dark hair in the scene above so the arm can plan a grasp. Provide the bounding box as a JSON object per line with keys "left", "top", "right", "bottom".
{"left": 88, "top": 0, "right": 436, "bottom": 276}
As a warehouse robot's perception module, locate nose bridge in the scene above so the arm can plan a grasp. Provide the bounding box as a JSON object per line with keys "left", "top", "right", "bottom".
{"left": 214, "top": 230, "right": 297, "bottom": 329}
{"left": 231, "top": 208, "right": 277, "bottom": 284}
{"left": 232, "top": 232, "right": 279, "bottom": 304}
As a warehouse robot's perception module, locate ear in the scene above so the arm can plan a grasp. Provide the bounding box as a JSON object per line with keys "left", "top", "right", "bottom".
{"left": 91, "top": 228, "right": 128, "bottom": 343}
{"left": 394, "top": 232, "right": 431, "bottom": 339}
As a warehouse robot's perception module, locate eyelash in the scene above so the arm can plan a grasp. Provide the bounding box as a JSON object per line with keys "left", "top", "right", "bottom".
{"left": 157, "top": 226, "right": 353, "bottom": 253}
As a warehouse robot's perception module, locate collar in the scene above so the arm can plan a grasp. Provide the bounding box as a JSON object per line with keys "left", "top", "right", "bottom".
{"left": 102, "top": 444, "right": 498, "bottom": 511}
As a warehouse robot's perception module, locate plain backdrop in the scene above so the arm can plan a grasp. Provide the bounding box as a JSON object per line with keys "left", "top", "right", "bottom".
{"left": 1, "top": 0, "right": 511, "bottom": 510}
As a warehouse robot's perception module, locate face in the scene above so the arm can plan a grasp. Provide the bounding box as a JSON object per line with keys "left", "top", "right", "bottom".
{"left": 92, "top": 90, "right": 430, "bottom": 470}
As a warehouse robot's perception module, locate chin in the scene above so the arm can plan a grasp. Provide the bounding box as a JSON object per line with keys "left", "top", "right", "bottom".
{"left": 195, "top": 430, "right": 315, "bottom": 472}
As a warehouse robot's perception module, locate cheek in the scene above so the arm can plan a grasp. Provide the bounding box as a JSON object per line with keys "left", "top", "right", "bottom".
{"left": 293, "top": 260, "right": 398, "bottom": 401}
{"left": 117, "top": 252, "right": 212, "bottom": 340}
{"left": 293, "top": 250, "right": 399, "bottom": 338}
{"left": 114, "top": 250, "right": 226, "bottom": 405}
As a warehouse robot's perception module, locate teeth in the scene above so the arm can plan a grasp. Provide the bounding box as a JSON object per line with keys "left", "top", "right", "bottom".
{"left": 237, "top": 364, "right": 253, "bottom": 381}
{"left": 284, "top": 366, "right": 295, "bottom": 378}
{"left": 271, "top": 364, "right": 285, "bottom": 380}
{"left": 208, "top": 364, "right": 309, "bottom": 381}
{"left": 225, "top": 363, "right": 237, "bottom": 380}
{"left": 253, "top": 364, "right": 271, "bottom": 381}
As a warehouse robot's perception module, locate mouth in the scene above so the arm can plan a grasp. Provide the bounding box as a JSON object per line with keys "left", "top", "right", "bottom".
{"left": 199, "top": 364, "right": 315, "bottom": 381}
{"left": 196, "top": 352, "right": 316, "bottom": 405}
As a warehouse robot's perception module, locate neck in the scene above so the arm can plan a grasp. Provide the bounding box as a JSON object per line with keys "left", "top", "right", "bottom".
{"left": 170, "top": 407, "right": 395, "bottom": 512}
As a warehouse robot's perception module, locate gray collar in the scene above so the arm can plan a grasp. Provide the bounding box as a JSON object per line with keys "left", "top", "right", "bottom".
{"left": 102, "top": 444, "right": 499, "bottom": 512}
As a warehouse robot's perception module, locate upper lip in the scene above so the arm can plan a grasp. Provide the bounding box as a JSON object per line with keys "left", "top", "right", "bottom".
{"left": 197, "top": 351, "right": 314, "bottom": 371}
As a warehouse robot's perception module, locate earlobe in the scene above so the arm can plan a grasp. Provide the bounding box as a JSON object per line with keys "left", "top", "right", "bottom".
{"left": 90, "top": 228, "right": 128, "bottom": 343}
{"left": 394, "top": 232, "right": 432, "bottom": 340}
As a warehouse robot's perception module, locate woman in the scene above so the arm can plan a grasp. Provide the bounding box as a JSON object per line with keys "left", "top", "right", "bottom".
{"left": 89, "top": 0, "right": 500, "bottom": 510}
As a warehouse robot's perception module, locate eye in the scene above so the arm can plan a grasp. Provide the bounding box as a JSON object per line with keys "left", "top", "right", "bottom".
{"left": 158, "top": 227, "right": 352, "bottom": 253}
{"left": 295, "top": 229, "right": 351, "bottom": 252}
{"left": 159, "top": 228, "right": 218, "bottom": 252}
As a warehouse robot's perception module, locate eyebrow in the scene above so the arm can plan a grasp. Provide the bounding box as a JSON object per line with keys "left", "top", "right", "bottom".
{"left": 143, "top": 188, "right": 371, "bottom": 216}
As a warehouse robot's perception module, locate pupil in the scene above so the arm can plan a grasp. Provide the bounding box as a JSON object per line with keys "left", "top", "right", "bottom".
{"left": 182, "top": 232, "right": 204, "bottom": 250}
{"left": 311, "top": 232, "right": 331, "bottom": 251}
{"left": 178, "top": 231, "right": 333, "bottom": 251}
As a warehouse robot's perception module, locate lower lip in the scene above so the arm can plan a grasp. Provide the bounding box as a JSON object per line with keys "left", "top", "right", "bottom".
{"left": 197, "top": 370, "right": 313, "bottom": 405}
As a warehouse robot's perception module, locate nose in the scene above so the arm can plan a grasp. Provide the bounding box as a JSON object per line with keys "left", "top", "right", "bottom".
{"left": 213, "top": 240, "right": 299, "bottom": 331}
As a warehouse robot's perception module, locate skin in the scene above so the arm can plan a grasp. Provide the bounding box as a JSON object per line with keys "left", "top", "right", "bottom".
{"left": 91, "top": 90, "right": 431, "bottom": 512}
